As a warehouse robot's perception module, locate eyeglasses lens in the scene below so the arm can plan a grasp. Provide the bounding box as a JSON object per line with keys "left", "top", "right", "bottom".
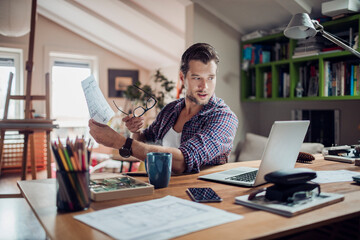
{"left": 146, "top": 98, "right": 156, "bottom": 109}
{"left": 133, "top": 107, "right": 145, "bottom": 117}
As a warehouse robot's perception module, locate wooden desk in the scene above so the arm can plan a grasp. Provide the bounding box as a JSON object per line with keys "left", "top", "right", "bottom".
{"left": 18, "top": 157, "right": 360, "bottom": 239}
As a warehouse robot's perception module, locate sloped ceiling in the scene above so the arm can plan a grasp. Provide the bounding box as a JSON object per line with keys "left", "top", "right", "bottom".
{"left": 37, "top": 0, "right": 329, "bottom": 70}
{"left": 37, "top": 0, "right": 189, "bottom": 70}
{"left": 192, "top": 0, "right": 328, "bottom": 34}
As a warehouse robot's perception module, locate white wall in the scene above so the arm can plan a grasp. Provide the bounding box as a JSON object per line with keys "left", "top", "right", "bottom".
{"left": 186, "top": 4, "right": 244, "bottom": 161}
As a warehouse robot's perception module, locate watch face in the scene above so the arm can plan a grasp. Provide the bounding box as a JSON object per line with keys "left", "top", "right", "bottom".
{"left": 119, "top": 138, "right": 133, "bottom": 158}
{"left": 119, "top": 147, "right": 131, "bottom": 158}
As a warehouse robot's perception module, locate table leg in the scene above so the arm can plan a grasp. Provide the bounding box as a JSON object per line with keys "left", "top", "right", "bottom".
{"left": 46, "top": 131, "right": 51, "bottom": 178}
{"left": 0, "top": 131, "right": 5, "bottom": 176}
{"left": 30, "top": 134, "right": 36, "bottom": 180}
{"left": 21, "top": 133, "right": 29, "bottom": 180}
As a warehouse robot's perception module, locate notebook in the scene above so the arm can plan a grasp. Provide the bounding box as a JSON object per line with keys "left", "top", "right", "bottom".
{"left": 199, "top": 120, "right": 310, "bottom": 187}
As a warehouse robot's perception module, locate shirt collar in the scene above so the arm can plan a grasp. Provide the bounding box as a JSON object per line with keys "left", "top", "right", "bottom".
{"left": 198, "top": 94, "right": 218, "bottom": 116}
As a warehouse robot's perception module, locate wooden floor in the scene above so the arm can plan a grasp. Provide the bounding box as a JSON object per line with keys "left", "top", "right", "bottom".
{"left": 0, "top": 170, "right": 48, "bottom": 196}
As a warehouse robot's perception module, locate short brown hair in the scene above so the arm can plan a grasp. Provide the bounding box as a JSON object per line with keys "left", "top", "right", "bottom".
{"left": 180, "top": 43, "right": 219, "bottom": 76}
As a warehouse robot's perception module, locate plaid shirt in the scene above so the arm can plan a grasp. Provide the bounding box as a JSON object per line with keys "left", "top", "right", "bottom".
{"left": 143, "top": 95, "right": 238, "bottom": 173}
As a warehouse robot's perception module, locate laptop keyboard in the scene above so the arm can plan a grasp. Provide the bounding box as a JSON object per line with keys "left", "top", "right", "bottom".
{"left": 225, "top": 170, "right": 258, "bottom": 182}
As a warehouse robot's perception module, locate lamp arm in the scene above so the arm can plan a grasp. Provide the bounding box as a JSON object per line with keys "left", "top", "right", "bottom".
{"left": 312, "top": 20, "right": 360, "bottom": 58}
{"left": 321, "top": 30, "right": 360, "bottom": 58}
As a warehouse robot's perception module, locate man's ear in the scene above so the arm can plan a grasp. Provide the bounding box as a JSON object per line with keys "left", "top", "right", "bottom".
{"left": 179, "top": 71, "right": 186, "bottom": 87}
{"left": 179, "top": 71, "right": 184, "bottom": 83}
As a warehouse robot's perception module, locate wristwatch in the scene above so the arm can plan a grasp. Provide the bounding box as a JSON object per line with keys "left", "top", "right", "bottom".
{"left": 119, "top": 137, "right": 133, "bottom": 158}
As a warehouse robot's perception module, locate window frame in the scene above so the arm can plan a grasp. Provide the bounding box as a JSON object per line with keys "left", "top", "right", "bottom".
{"left": 49, "top": 51, "right": 98, "bottom": 128}
{"left": 0, "top": 47, "right": 24, "bottom": 119}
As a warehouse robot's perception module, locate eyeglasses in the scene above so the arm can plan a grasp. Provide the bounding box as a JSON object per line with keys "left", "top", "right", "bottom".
{"left": 113, "top": 84, "right": 157, "bottom": 117}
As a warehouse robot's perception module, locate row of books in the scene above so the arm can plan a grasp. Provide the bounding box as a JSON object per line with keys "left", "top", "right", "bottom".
{"left": 248, "top": 61, "right": 359, "bottom": 99}
{"left": 279, "top": 70, "right": 290, "bottom": 98}
{"left": 324, "top": 61, "right": 360, "bottom": 97}
{"left": 298, "top": 64, "right": 319, "bottom": 97}
{"left": 242, "top": 42, "right": 289, "bottom": 65}
{"left": 262, "top": 71, "right": 290, "bottom": 99}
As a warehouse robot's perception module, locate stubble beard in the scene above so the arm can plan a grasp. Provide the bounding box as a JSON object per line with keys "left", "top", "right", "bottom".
{"left": 186, "top": 92, "right": 209, "bottom": 106}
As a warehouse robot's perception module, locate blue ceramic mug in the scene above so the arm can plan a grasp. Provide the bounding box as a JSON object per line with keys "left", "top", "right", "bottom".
{"left": 145, "top": 152, "right": 172, "bottom": 189}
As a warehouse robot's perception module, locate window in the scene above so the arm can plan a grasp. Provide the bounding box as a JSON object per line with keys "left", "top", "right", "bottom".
{"left": 50, "top": 52, "right": 98, "bottom": 139}
{"left": 0, "top": 47, "right": 23, "bottom": 119}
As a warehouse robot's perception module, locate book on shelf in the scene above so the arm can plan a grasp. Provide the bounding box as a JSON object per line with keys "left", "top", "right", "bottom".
{"left": 298, "top": 63, "right": 318, "bottom": 97}
{"left": 324, "top": 61, "right": 330, "bottom": 96}
{"left": 324, "top": 60, "right": 360, "bottom": 97}
{"left": 235, "top": 191, "right": 344, "bottom": 217}
{"left": 292, "top": 50, "right": 320, "bottom": 58}
{"left": 90, "top": 173, "right": 154, "bottom": 201}
{"left": 307, "top": 65, "right": 319, "bottom": 97}
{"left": 320, "top": 46, "right": 343, "bottom": 54}
{"left": 294, "top": 45, "right": 323, "bottom": 53}
{"left": 278, "top": 69, "right": 290, "bottom": 98}
{"left": 263, "top": 72, "right": 272, "bottom": 98}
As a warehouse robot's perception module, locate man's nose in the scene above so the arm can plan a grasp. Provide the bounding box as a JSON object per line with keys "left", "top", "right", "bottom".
{"left": 199, "top": 78, "right": 208, "bottom": 90}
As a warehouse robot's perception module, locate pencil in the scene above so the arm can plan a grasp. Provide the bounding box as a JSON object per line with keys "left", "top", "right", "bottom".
{"left": 51, "top": 136, "right": 93, "bottom": 210}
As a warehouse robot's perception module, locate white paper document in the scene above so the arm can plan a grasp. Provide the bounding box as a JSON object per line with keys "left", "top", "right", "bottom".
{"left": 81, "top": 75, "right": 114, "bottom": 124}
{"left": 313, "top": 170, "right": 360, "bottom": 183}
{"left": 74, "top": 195, "right": 243, "bottom": 240}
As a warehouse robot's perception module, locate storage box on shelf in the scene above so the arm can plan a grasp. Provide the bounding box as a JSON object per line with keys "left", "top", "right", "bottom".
{"left": 241, "top": 14, "right": 360, "bottom": 102}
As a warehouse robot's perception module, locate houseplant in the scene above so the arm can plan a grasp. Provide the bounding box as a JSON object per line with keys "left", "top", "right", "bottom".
{"left": 123, "top": 69, "right": 175, "bottom": 112}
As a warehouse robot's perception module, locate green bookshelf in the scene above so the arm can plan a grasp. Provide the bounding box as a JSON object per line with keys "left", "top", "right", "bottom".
{"left": 241, "top": 14, "right": 360, "bottom": 102}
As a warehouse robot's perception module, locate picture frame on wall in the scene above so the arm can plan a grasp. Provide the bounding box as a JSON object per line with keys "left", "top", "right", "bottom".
{"left": 108, "top": 69, "right": 139, "bottom": 97}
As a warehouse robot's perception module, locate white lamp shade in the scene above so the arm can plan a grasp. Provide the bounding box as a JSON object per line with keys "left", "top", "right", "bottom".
{"left": 284, "top": 13, "right": 317, "bottom": 39}
{"left": 0, "top": 0, "right": 32, "bottom": 37}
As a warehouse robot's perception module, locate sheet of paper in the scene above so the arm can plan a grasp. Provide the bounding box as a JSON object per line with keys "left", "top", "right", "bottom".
{"left": 313, "top": 170, "right": 360, "bottom": 183}
{"left": 74, "top": 195, "right": 243, "bottom": 240}
{"left": 81, "top": 75, "right": 114, "bottom": 124}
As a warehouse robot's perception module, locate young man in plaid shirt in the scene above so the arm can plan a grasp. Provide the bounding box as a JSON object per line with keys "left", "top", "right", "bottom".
{"left": 89, "top": 43, "right": 238, "bottom": 174}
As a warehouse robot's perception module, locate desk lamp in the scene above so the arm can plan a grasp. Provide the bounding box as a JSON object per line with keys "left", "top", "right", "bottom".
{"left": 284, "top": 13, "right": 360, "bottom": 58}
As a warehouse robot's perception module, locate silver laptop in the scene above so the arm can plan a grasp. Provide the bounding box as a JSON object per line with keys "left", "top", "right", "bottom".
{"left": 199, "top": 120, "right": 310, "bottom": 187}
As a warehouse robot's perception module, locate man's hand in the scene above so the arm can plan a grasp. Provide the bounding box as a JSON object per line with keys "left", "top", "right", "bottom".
{"left": 122, "top": 115, "right": 144, "bottom": 133}
{"left": 88, "top": 119, "right": 124, "bottom": 149}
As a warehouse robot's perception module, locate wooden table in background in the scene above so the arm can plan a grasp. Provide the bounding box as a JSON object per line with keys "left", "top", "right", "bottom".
{"left": 18, "top": 156, "right": 360, "bottom": 239}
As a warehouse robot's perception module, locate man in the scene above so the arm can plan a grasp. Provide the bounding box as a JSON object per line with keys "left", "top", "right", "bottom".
{"left": 89, "top": 43, "right": 238, "bottom": 174}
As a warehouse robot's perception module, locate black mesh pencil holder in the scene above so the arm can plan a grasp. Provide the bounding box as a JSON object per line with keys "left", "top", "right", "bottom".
{"left": 56, "top": 170, "right": 90, "bottom": 212}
